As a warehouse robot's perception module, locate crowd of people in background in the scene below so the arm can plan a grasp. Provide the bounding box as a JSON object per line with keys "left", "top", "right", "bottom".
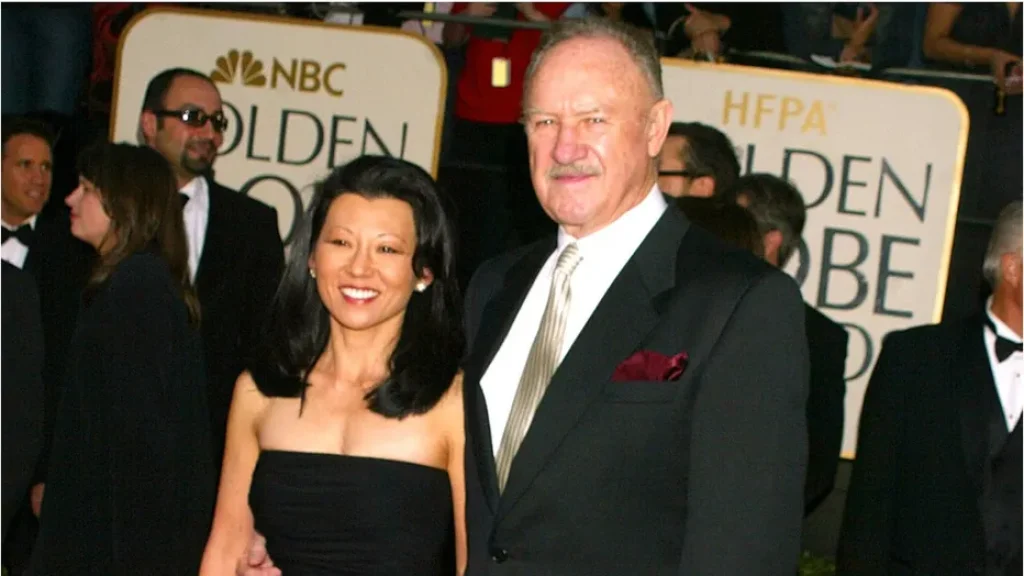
{"left": 0, "top": 3, "right": 1021, "bottom": 576}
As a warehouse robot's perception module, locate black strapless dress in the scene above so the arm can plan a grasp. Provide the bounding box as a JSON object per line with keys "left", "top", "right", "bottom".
{"left": 249, "top": 450, "right": 455, "bottom": 576}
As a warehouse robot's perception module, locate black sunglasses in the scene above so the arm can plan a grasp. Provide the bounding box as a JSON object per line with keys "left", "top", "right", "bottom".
{"left": 658, "top": 169, "right": 699, "bottom": 178}
{"left": 152, "top": 108, "right": 229, "bottom": 133}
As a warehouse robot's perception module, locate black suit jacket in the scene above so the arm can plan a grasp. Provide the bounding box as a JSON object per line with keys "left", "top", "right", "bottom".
{"left": 21, "top": 208, "right": 94, "bottom": 483}
{"left": 803, "top": 304, "right": 848, "bottom": 515}
{"left": 195, "top": 181, "right": 284, "bottom": 464}
{"left": 463, "top": 207, "right": 810, "bottom": 576}
{"left": 1, "top": 262, "right": 45, "bottom": 544}
{"left": 837, "top": 316, "right": 1021, "bottom": 575}
{"left": 30, "top": 252, "right": 215, "bottom": 575}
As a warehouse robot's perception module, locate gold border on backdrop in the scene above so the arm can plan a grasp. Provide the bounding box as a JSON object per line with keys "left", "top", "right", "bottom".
{"left": 660, "top": 57, "right": 970, "bottom": 326}
{"left": 110, "top": 5, "right": 448, "bottom": 178}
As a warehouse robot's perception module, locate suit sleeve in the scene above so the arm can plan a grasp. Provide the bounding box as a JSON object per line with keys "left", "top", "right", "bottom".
{"left": 242, "top": 205, "right": 284, "bottom": 353}
{"left": 1, "top": 268, "right": 45, "bottom": 542}
{"left": 99, "top": 270, "right": 194, "bottom": 572}
{"left": 804, "top": 322, "right": 848, "bottom": 515}
{"left": 678, "top": 271, "right": 809, "bottom": 575}
{"left": 835, "top": 334, "right": 906, "bottom": 575}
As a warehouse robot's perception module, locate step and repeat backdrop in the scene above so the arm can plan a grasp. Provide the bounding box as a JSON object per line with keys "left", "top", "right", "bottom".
{"left": 662, "top": 60, "right": 967, "bottom": 457}
{"left": 111, "top": 7, "right": 446, "bottom": 245}
{"left": 113, "top": 9, "right": 967, "bottom": 457}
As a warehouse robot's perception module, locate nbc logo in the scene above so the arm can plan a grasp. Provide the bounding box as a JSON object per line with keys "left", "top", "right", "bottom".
{"left": 209, "top": 49, "right": 346, "bottom": 97}
{"left": 211, "top": 50, "right": 267, "bottom": 87}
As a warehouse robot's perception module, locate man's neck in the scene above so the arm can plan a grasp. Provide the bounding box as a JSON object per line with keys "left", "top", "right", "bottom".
{"left": 990, "top": 288, "right": 1023, "bottom": 339}
{"left": 1, "top": 207, "right": 32, "bottom": 228}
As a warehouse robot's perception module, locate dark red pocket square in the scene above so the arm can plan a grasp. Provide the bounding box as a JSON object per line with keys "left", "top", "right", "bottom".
{"left": 612, "top": 350, "right": 689, "bottom": 382}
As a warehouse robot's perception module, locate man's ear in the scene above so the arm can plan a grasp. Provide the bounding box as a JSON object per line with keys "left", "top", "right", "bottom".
{"left": 646, "top": 98, "right": 674, "bottom": 158}
{"left": 1001, "top": 252, "right": 1022, "bottom": 289}
{"left": 139, "top": 111, "right": 158, "bottom": 145}
{"left": 763, "top": 230, "right": 784, "bottom": 267}
{"left": 688, "top": 176, "right": 717, "bottom": 198}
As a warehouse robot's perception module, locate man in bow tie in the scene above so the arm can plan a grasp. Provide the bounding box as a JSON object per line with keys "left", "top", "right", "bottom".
{"left": 838, "top": 200, "right": 1024, "bottom": 575}
{"left": 1, "top": 116, "right": 93, "bottom": 575}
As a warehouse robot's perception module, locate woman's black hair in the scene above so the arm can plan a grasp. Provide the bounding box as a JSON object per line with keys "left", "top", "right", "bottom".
{"left": 253, "top": 155, "right": 464, "bottom": 419}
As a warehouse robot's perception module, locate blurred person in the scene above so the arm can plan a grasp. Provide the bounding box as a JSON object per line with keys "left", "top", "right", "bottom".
{"left": 1, "top": 116, "right": 93, "bottom": 576}
{"left": 1, "top": 263, "right": 45, "bottom": 545}
{"left": 29, "top": 143, "right": 215, "bottom": 575}
{"left": 199, "top": 156, "right": 465, "bottom": 576}
{"left": 0, "top": 4, "right": 92, "bottom": 116}
{"left": 139, "top": 68, "right": 285, "bottom": 467}
{"left": 675, "top": 196, "right": 763, "bottom": 257}
{"left": 441, "top": 2, "right": 569, "bottom": 287}
{"left": 837, "top": 200, "right": 1023, "bottom": 574}
{"left": 723, "top": 173, "right": 848, "bottom": 516}
{"left": 924, "top": 3, "right": 1022, "bottom": 93}
{"left": 657, "top": 121, "right": 740, "bottom": 198}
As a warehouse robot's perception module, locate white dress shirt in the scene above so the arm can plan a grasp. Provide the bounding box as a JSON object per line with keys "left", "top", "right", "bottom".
{"left": 1, "top": 214, "right": 38, "bottom": 269}
{"left": 983, "top": 297, "right": 1023, "bottom": 431}
{"left": 179, "top": 176, "right": 210, "bottom": 281}
{"left": 480, "top": 186, "right": 668, "bottom": 454}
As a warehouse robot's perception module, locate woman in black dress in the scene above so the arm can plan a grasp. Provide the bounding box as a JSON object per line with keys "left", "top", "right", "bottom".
{"left": 30, "top": 142, "right": 215, "bottom": 575}
{"left": 200, "top": 156, "right": 466, "bottom": 576}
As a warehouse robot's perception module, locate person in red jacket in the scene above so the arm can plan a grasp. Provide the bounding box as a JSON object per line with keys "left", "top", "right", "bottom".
{"left": 441, "top": 2, "right": 569, "bottom": 287}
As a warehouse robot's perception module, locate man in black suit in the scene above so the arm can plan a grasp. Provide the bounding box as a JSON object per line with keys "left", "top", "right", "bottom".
{"left": 139, "top": 68, "right": 285, "bottom": 467}
{"left": 460, "top": 19, "right": 808, "bottom": 574}
{"left": 1, "top": 116, "right": 93, "bottom": 575}
{"left": 1, "top": 262, "right": 45, "bottom": 545}
{"left": 837, "top": 201, "right": 1023, "bottom": 575}
{"left": 657, "top": 121, "right": 740, "bottom": 199}
{"left": 723, "top": 173, "right": 848, "bottom": 516}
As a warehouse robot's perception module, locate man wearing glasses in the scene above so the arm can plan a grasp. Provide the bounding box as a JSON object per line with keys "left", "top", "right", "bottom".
{"left": 657, "top": 121, "right": 740, "bottom": 198}
{"left": 138, "top": 68, "right": 285, "bottom": 469}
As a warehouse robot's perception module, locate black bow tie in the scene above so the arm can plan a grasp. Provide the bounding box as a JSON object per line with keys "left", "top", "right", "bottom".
{"left": 986, "top": 317, "right": 1023, "bottom": 362}
{"left": 2, "top": 224, "right": 35, "bottom": 247}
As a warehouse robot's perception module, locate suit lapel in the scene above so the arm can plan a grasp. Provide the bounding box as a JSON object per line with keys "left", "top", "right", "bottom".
{"left": 957, "top": 315, "right": 1003, "bottom": 488}
{"left": 195, "top": 182, "right": 228, "bottom": 298}
{"left": 497, "top": 209, "right": 688, "bottom": 518}
{"left": 464, "top": 239, "right": 555, "bottom": 514}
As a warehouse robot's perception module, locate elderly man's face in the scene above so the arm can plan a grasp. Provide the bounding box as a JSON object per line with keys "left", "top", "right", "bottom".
{"left": 523, "top": 36, "right": 672, "bottom": 238}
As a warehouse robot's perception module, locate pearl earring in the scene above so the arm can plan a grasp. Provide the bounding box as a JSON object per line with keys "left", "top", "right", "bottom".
{"left": 309, "top": 268, "right": 317, "bottom": 279}
{"left": 415, "top": 282, "right": 427, "bottom": 293}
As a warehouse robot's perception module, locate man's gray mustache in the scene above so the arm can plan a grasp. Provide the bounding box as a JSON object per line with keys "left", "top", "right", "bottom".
{"left": 548, "top": 165, "right": 601, "bottom": 178}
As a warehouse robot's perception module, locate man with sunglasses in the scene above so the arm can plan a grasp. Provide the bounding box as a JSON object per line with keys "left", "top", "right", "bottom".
{"left": 657, "top": 121, "right": 740, "bottom": 198}
{"left": 139, "top": 68, "right": 285, "bottom": 469}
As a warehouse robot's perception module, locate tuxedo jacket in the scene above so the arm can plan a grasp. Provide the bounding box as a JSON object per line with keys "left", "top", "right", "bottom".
{"left": 803, "top": 304, "right": 848, "bottom": 515}
{"left": 1, "top": 262, "right": 45, "bottom": 544}
{"left": 195, "top": 181, "right": 284, "bottom": 463}
{"left": 837, "top": 315, "right": 1022, "bottom": 575}
{"left": 462, "top": 207, "right": 810, "bottom": 576}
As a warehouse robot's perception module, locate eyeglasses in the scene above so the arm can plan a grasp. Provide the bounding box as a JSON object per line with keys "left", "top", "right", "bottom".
{"left": 152, "top": 108, "right": 229, "bottom": 133}
{"left": 658, "top": 170, "right": 698, "bottom": 178}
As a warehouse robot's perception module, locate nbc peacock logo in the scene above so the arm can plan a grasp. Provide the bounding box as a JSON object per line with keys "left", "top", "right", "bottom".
{"left": 211, "top": 49, "right": 267, "bottom": 87}
{"left": 209, "top": 49, "right": 347, "bottom": 97}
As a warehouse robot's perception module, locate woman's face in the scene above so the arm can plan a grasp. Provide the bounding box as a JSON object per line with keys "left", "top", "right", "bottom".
{"left": 309, "top": 193, "right": 432, "bottom": 335}
{"left": 66, "top": 176, "right": 113, "bottom": 253}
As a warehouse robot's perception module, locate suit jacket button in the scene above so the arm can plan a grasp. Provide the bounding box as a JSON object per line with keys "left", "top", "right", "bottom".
{"left": 490, "top": 547, "right": 509, "bottom": 563}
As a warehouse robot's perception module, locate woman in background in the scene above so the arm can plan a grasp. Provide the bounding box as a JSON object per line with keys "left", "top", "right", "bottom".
{"left": 30, "top": 142, "right": 215, "bottom": 575}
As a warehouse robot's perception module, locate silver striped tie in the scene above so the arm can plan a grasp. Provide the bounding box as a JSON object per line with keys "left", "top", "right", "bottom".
{"left": 495, "top": 243, "right": 583, "bottom": 492}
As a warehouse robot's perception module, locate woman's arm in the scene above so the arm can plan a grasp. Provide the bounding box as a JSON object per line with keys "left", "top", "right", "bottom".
{"left": 200, "top": 372, "right": 269, "bottom": 576}
{"left": 923, "top": 2, "right": 1021, "bottom": 85}
{"left": 443, "top": 373, "right": 468, "bottom": 576}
